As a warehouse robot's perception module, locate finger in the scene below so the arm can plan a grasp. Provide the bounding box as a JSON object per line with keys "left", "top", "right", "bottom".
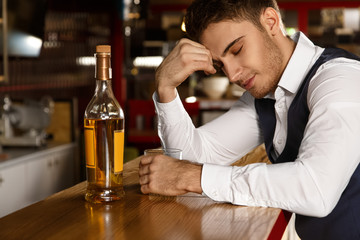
{"left": 197, "top": 61, "right": 217, "bottom": 75}
{"left": 138, "top": 164, "right": 150, "bottom": 176}
{"left": 204, "top": 68, "right": 218, "bottom": 75}
{"left": 183, "top": 58, "right": 216, "bottom": 75}
{"left": 180, "top": 52, "right": 214, "bottom": 69}
{"left": 140, "top": 184, "right": 151, "bottom": 194}
{"left": 180, "top": 43, "right": 210, "bottom": 56}
{"left": 179, "top": 45, "right": 213, "bottom": 65}
{"left": 139, "top": 174, "right": 150, "bottom": 185}
{"left": 175, "top": 40, "right": 213, "bottom": 64}
{"left": 140, "top": 155, "right": 153, "bottom": 166}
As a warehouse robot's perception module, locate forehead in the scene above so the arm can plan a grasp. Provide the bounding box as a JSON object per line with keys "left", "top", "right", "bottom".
{"left": 199, "top": 20, "right": 258, "bottom": 55}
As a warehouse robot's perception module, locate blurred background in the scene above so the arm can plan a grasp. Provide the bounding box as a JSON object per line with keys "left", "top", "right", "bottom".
{"left": 1, "top": 0, "right": 360, "bottom": 217}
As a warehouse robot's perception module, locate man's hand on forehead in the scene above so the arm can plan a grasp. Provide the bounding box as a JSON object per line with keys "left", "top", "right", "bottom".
{"left": 155, "top": 38, "right": 217, "bottom": 102}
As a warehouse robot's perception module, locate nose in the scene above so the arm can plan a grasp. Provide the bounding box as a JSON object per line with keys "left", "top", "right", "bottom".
{"left": 222, "top": 60, "right": 242, "bottom": 83}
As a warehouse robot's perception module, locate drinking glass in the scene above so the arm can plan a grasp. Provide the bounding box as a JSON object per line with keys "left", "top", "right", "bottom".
{"left": 143, "top": 148, "right": 182, "bottom": 200}
{"left": 144, "top": 148, "right": 182, "bottom": 159}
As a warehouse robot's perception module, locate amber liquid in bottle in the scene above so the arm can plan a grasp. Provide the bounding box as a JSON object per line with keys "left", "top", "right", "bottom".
{"left": 84, "top": 45, "right": 125, "bottom": 203}
{"left": 84, "top": 118, "right": 124, "bottom": 202}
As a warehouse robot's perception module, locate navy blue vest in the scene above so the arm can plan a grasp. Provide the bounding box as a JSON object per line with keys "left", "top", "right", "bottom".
{"left": 255, "top": 48, "right": 360, "bottom": 240}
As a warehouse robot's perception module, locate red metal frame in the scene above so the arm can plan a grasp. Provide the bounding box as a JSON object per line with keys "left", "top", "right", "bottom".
{"left": 111, "top": 13, "right": 126, "bottom": 109}
{"left": 267, "top": 210, "right": 292, "bottom": 240}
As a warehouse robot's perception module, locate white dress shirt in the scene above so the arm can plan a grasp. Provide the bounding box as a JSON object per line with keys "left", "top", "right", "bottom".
{"left": 153, "top": 32, "right": 360, "bottom": 217}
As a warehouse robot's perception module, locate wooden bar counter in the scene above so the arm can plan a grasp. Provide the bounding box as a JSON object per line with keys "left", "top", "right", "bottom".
{"left": 0, "top": 157, "right": 290, "bottom": 240}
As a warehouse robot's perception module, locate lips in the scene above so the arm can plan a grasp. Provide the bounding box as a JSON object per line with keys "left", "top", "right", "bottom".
{"left": 241, "top": 75, "right": 255, "bottom": 90}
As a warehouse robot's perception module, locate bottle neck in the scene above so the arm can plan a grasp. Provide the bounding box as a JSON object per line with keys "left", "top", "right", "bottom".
{"left": 93, "top": 51, "right": 115, "bottom": 98}
{"left": 94, "top": 79, "right": 114, "bottom": 96}
{"left": 95, "top": 52, "right": 112, "bottom": 80}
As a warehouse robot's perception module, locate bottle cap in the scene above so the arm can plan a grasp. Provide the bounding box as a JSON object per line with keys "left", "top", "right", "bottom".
{"left": 96, "top": 45, "right": 111, "bottom": 53}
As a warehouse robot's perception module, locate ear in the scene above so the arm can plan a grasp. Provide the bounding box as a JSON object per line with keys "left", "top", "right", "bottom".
{"left": 260, "top": 7, "right": 281, "bottom": 36}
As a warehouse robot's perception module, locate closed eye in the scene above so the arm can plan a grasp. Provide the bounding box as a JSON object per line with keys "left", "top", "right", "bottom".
{"left": 233, "top": 46, "right": 243, "bottom": 55}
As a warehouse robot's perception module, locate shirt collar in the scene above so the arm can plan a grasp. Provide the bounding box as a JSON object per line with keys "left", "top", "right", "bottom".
{"left": 277, "top": 32, "right": 322, "bottom": 95}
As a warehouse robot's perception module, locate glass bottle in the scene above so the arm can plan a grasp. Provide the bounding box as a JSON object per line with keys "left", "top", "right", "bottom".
{"left": 84, "top": 45, "right": 125, "bottom": 203}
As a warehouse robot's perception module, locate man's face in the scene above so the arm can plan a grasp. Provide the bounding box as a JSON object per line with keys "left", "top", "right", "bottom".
{"left": 200, "top": 20, "right": 284, "bottom": 99}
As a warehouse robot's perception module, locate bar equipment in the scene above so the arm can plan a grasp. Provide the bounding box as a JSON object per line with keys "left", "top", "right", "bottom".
{"left": 0, "top": 95, "right": 54, "bottom": 147}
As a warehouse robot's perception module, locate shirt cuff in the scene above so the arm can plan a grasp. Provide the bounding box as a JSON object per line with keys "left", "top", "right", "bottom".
{"left": 201, "top": 163, "right": 233, "bottom": 202}
{"left": 152, "top": 91, "right": 186, "bottom": 125}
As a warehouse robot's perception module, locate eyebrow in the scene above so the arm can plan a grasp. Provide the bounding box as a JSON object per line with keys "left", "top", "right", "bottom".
{"left": 222, "top": 36, "right": 244, "bottom": 57}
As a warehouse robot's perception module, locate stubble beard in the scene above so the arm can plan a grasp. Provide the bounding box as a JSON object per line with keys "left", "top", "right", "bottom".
{"left": 250, "top": 33, "right": 284, "bottom": 99}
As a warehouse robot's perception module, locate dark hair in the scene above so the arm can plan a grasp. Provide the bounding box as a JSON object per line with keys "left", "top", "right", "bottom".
{"left": 185, "top": 0, "right": 280, "bottom": 41}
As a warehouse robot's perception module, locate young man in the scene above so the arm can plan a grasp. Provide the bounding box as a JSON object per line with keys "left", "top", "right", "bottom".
{"left": 138, "top": 0, "right": 360, "bottom": 239}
